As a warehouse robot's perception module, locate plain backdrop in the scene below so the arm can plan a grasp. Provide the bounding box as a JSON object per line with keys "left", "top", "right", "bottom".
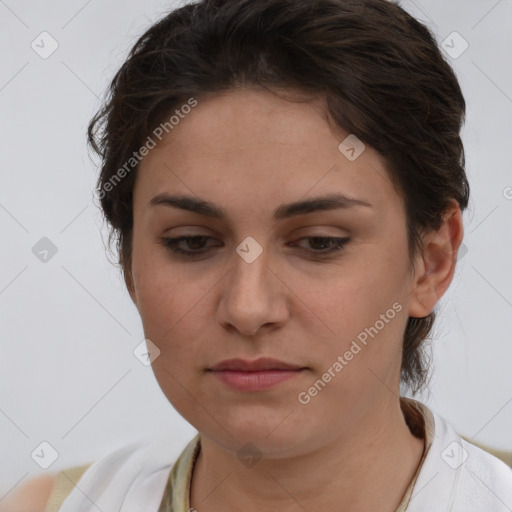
{"left": 0, "top": 0, "right": 511, "bottom": 498}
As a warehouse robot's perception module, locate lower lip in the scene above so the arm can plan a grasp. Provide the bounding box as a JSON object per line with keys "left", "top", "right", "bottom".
{"left": 210, "top": 369, "right": 304, "bottom": 391}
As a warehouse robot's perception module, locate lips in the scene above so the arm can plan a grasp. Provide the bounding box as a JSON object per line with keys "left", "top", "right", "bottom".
{"left": 208, "top": 358, "right": 306, "bottom": 391}
{"left": 209, "top": 357, "right": 304, "bottom": 372}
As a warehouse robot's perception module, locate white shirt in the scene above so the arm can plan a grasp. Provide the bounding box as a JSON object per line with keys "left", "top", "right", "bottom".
{"left": 56, "top": 399, "right": 512, "bottom": 512}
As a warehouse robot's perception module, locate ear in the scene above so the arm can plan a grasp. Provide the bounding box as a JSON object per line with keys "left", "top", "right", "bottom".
{"left": 408, "top": 199, "right": 464, "bottom": 318}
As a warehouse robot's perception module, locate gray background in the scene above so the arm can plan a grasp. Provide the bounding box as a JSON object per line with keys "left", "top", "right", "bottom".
{"left": 0, "top": 0, "right": 511, "bottom": 498}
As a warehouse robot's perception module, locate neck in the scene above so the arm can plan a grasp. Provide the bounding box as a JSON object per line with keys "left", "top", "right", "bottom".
{"left": 190, "top": 398, "right": 425, "bottom": 512}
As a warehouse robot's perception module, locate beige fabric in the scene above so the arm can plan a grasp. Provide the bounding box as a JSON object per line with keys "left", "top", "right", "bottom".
{"left": 395, "top": 398, "right": 435, "bottom": 511}
{"left": 159, "top": 433, "right": 201, "bottom": 512}
{"left": 44, "top": 463, "right": 92, "bottom": 512}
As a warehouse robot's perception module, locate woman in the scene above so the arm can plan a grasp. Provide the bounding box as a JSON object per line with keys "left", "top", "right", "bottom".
{"left": 7, "top": 0, "right": 512, "bottom": 510}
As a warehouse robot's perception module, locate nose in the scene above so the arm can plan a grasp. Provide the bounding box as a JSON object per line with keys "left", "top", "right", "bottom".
{"left": 216, "top": 242, "right": 289, "bottom": 337}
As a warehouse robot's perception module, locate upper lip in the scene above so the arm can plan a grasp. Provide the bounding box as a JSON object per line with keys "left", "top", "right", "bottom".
{"left": 210, "top": 357, "right": 304, "bottom": 372}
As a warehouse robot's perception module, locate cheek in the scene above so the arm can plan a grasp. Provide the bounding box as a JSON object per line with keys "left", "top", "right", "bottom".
{"left": 132, "top": 237, "right": 182, "bottom": 318}
{"left": 296, "top": 258, "right": 409, "bottom": 378}
{"left": 135, "top": 268, "right": 208, "bottom": 407}
{"left": 131, "top": 250, "right": 192, "bottom": 344}
{"left": 299, "top": 261, "right": 405, "bottom": 334}
{"left": 136, "top": 274, "right": 206, "bottom": 348}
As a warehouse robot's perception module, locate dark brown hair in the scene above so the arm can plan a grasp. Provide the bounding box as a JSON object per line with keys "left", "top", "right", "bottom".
{"left": 88, "top": 0, "right": 469, "bottom": 394}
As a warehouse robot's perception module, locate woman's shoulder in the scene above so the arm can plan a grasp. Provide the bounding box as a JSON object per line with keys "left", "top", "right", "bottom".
{"left": 0, "top": 440, "right": 141, "bottom": 512}
{"left": 2, "top": 461, "right": 94, "bottom": 512}
{"left": 461, "top": 436, "right": 512, "bottom": 469}
{"left": 3, "top": 462, "right": 94, "bottom": 512}
{"left": 1, "top": 472, "right": 56, "bottom": 512}
{"left": 421, "top": 405, "right": 512, "bottom": 510}
{"left": 9, "top": 433, "right": 200, "bottom": 512}
{"left": 461, "top": 436, "right": 512, "bottom": 483}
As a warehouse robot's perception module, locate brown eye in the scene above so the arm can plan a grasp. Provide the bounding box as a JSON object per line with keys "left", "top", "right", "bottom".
{"left": 158, "top": 235, "right": 218, "bottom": 257}
{"left": 290, "top": 236, "right": 350, "bottom": 255}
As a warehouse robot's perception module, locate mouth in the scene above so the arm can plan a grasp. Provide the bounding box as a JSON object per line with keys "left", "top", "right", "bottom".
{"left": 208, "top": 358, "right": 307, "bottom": 391}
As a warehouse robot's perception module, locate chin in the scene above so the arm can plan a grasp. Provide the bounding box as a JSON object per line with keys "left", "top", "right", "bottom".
{"left": 200, "top": 411, "right": 314, "bottom": 456}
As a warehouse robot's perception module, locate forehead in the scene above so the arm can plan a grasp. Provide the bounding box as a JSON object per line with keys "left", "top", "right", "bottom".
{"left": 134, "top": 87, "right": 400, "bottom": 221}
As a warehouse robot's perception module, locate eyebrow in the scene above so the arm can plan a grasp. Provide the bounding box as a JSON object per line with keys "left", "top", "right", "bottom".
{"left": 149, "top": 192, "right": 373, "bottom": 220}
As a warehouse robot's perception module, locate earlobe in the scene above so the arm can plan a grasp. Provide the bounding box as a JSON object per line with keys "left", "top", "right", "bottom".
{"left": 408, "top": 200, "right": 464, "bottom": 318}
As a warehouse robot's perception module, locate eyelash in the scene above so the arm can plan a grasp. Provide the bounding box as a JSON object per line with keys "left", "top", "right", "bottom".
{"left": 158, "top": 235, "right": 350, "bottom": 258}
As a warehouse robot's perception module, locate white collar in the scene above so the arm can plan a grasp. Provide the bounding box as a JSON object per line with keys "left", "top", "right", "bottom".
{"left": 58, "top": 400, "right": 512, "bottom": 512}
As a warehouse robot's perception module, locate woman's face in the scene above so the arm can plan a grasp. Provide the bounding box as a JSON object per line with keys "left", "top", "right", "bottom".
{"left": 129, "top": 87, "right": 427, "bottom": 457}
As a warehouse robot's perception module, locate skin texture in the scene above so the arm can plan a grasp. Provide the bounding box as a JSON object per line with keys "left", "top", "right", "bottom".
{"left": 124, "top": 86, "right": 462, "bottom": 511}
{"left": 0, "top": 473, "right": 55, "bottom": 512}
